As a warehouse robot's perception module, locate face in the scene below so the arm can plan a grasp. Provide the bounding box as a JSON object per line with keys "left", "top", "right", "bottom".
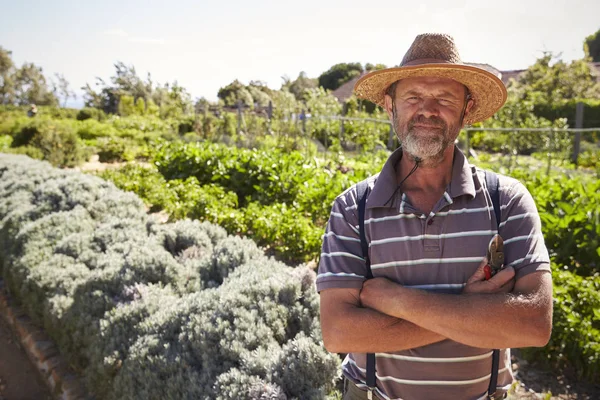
{"left": 384, "top": 76, "right": 473, "bottom": 163}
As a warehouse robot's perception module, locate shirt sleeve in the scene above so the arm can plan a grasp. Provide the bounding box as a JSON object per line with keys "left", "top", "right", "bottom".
{"left": 316, "top": 186, "right": 370, "bottom": 292}
{"left": 499, "top": 177, "right": 551, "bottom": 281}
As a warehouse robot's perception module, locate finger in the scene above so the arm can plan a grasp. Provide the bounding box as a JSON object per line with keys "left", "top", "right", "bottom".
{"left": 489, "top": 266, "right": 515, "bottom": 287}
{"left": 498, "top": 279, "right": 515, "bottom": 293}
{"left": 467, "top": 258, "right": 488, "bottom": 284}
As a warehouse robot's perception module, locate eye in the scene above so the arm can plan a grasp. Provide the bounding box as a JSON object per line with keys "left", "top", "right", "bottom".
{"left": 437, "top": 98, "right": 453, "bottom": 106}
{"left": 406, "top": 96, "right": 420, "bottom": 104}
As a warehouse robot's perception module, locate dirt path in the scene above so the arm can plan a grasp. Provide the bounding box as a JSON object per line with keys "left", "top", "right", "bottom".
{"left": 0, "top": 320, "right": 52, "bottom": 400}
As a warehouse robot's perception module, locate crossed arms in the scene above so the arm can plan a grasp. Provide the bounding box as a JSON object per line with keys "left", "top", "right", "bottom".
{"left": 320, "top": 260, "right": 553, "bottom": 354}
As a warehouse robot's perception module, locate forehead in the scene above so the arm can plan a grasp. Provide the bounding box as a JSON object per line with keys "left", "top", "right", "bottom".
{"left": 395, "top": 76, "right": 466, "bottom": 97}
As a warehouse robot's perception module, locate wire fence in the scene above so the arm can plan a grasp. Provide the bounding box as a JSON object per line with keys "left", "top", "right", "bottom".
{"left": 193, "top": 109, "right": 600, "bottom": 174}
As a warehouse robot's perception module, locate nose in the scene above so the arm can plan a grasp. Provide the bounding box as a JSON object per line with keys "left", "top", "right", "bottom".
{"left": 418, "top": 97, "right": 440, "bottom": 118}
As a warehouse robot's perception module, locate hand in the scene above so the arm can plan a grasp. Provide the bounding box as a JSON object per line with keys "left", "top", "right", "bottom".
{"left": 360, "top": 277, "right": 402, "bottom": 314}
{"left": 463, "top": 258, "right": 515, "bottom": 294}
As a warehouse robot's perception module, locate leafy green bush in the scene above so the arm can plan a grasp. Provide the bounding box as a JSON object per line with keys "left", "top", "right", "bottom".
{"left": 97, "top": 164, "right": 174, "bottom": 212}
{"left": 77, "top": 107, "right": 107, "bottom": 121}
{"left": 0, "top": 135, "right": 12, "bottom": 151}
{"left": 534, "top": 98, "right": 600, "bottom": 128}
{"left": 96, "top": 137, "right": 148, "bottom": 163}
{"left": 77, "top": 119, "right": 117, "bottom": 139}
{"left": 0, "top": 154, "right": 340, "bottom": 398}
{"left": 8, "top": 117, "right": 87, "bottom": 167}
{"left": 100, "top": 140, "right": 385, "bottom": 262}
{"left": 506, "top": 169, "right": 600, "bottom": 276}
{"left": 521, "top": 268, "right": 600, "bottom": 381}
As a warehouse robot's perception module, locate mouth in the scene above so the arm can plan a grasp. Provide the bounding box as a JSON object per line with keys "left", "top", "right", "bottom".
{"left": 413, "top": 124, "right": 442, "bottom": 128}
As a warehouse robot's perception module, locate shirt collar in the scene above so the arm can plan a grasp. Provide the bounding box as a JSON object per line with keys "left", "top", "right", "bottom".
{"left": 367, "top": 146, "right": 476, "bottom": 209}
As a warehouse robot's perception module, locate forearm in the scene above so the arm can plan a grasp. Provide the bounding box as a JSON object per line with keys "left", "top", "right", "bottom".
{"left": 321, "top": 305, "right": 445, "bottom": 353}
{"left": 391, "top": 288, "right": 551, "bottom": 349}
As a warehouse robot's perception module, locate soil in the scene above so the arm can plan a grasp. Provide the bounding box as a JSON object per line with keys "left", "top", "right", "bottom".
{"left": 0, "top": 320, "right": 52, "bottom": 400}
{"left": 508, "top": 350, "right": 600, "bottom": 400}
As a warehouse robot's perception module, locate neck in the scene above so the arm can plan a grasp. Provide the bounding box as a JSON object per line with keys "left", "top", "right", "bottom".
{"left": 397, "top": 145, "right": 455, "bottom": 192}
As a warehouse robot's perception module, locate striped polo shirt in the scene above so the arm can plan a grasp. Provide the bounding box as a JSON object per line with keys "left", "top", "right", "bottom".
{"left": 317, "top": 146, "right": 551, "bottom": 400}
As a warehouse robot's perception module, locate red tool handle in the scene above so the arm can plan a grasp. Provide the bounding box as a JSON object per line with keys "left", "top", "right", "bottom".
{"left": 484, "top": 265, "right": 492, "bottom": 280}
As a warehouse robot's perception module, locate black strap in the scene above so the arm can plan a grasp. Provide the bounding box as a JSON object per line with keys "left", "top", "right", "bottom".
{"left": 356, "top": 180, "right": 376, "bottom": 390}
{"left": 357, "top": 180, "right": 372, "bottom": 278}
{"left": 485, "top": 170, "right": 501, "bottom": 399}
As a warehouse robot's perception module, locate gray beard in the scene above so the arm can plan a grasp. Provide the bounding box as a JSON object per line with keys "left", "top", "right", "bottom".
{"left": 402, "top": 129, "right": 449, "bottom": 162}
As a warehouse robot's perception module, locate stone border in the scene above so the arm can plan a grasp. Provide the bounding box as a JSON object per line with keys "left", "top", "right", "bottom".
{"left": 0, "top": 279, "right": 88, "bottom": 400}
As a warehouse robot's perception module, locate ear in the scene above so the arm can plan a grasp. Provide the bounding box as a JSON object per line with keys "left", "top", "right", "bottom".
{"left": 463, "top": 98, "right": 475, "bottom": 118}
{"left": 384, "top": 92, "right": 394, "bottom": 119}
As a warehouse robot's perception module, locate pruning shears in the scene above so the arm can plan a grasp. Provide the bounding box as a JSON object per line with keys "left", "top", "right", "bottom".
{"left": 484, "top": 234, "right": 505, "bottom": 280}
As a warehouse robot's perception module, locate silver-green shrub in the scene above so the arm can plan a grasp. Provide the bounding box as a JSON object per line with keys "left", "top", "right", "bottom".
{"left": 0, "top": 154, "right": 340, "bottom": 399}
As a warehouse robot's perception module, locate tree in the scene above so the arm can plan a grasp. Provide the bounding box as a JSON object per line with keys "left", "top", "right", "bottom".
{"left": 53, "top": 73, "right": 75, "bottom": 107}
{"left": 285, "top": 72, "right": 318, "bottom": 101}
{"left": 13, "top": 62, "right": 58, "bottom": 106}
{"left": 247, "top": 80, "right": 272, "bottom": 107}
{"left": 217, "top": 79, "right": 254, "bottom": 107}
{"left": 0, "top": 48, "right": 58, "bottom": 106}
{"left": 82, "top": 63, "right": 192, "bottom": 116}
{"left": 584, "top": 28, "right": 600, "bottom": 62}
{"left": 510, "top": 52, "right": 600, "bottom": 105}
{"left": 0, "top": 46, "right": 16, "bottom": 104}
{"left": 318, "top": 62, "right": 363, "bottom": 91}
{"left": 364, "top": 63, "right": 387, "bottom": 72}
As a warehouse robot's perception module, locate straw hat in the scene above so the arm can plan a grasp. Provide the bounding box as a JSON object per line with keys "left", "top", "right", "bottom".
{"left": 354, "top": 33, "right": 507, "bottom": 125}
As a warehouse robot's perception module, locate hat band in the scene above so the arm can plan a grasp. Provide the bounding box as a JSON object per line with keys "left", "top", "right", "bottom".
{"left": 402, "top": 58, "right": 457, "bottom": 66}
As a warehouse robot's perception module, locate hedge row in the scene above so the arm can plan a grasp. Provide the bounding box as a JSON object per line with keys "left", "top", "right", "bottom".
{"left": 0, "top": 154, "right": 340, "bottom": 399}
{"left": 136, "top": 140, "right": 386, "bottom": 263}
{"left": 534, "top": 98, "right": 600, "bottom": 128}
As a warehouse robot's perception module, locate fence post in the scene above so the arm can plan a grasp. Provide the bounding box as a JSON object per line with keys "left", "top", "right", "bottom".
{"left": 267, "top": 100, "right": 273, "bottom": 134}
{"left": 571, "top": 102, "right": 583, "bottom": 166}
{"left": 387, "top": 123, "right": 395, "bottom": 150}
{"left": 301, "top": 109, "right": 307, "bottom": 134}
{"left": 237, "top": 100, "right": 243, "bottom": 135}
{"left": 546, "top": 129, "right": 553, "bottom": 177}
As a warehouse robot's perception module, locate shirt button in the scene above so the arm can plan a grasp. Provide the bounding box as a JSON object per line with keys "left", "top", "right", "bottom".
{"left": 428, "top": 219, "right": 434, "bottom": 226}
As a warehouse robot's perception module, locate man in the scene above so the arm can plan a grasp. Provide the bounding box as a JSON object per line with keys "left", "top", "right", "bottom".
{"left": 317, "top": 33, "right": 552, "bottom": 400}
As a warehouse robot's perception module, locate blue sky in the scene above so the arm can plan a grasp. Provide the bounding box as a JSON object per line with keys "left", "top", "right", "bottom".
{"left": 1, "top": 0, "right": 599, "bottom": 107}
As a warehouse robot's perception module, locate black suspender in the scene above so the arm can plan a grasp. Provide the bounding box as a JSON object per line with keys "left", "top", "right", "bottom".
{"left": 485, "top": 170, "right": 501, "bottom": 399}
{"left": 356, "top": 180, "right": 376, "bottom": 396}
{"left": 355, "top": 170, "right": 502, "bottom": 399}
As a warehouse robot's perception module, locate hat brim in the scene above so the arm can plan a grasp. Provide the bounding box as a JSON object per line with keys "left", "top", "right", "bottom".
{"left": 354, "top": 64, "right": 507, "bottom": 125}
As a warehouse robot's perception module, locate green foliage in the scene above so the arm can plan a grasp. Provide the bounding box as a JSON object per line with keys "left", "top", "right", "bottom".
{"left": 103, "top": 141, "right": 383, "bottom": 262}
{"left": 82, "top": 62, "right": 193, "bottom": 118}
{"left": 509, "top": 53, "right": 600, "bottom": 105}
{"left": 118, "top": 95, "right": 136, "bottom": 117}
{"left": 77, "top": 107, "right": 107, "bottom": 121}
{"left": 0, "top": 154, "right": 340, "bottom": 399}
{"left": 521, "top": 269, "right": 600, "bottom": 381}
{"left": 76, "top": 118, "right": 118, "bottom": 139}
{"left": 283, "top": 71, "right": 318, "bottom": 101}
{"left": 534, "top": 99, "right": 600, "bottom": 128}
{"left": 0, "top": 47, "right": 59, "bottom": 106}
{"left": 0, "top": 134, "right": 12, "bottom": 150}
{"left": 508, "top": 169, "right": 600, "bottom": 276}
{"left": 8, "top": 117, "right": 87, "bottom": 167}
{"left": 218, "top": 79, "right": 255, "bottom": 107}
{"left": 318, "top": 62, "right": 363, "bottom": 91}
{"left": 96, "top": 137, "right": 148, "bottom": 163}
{"left": 97, "top": 164, "right": 174, "bottom": 212}
{"left": 584, "top": 28, "right": 600, "bottom": 62}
